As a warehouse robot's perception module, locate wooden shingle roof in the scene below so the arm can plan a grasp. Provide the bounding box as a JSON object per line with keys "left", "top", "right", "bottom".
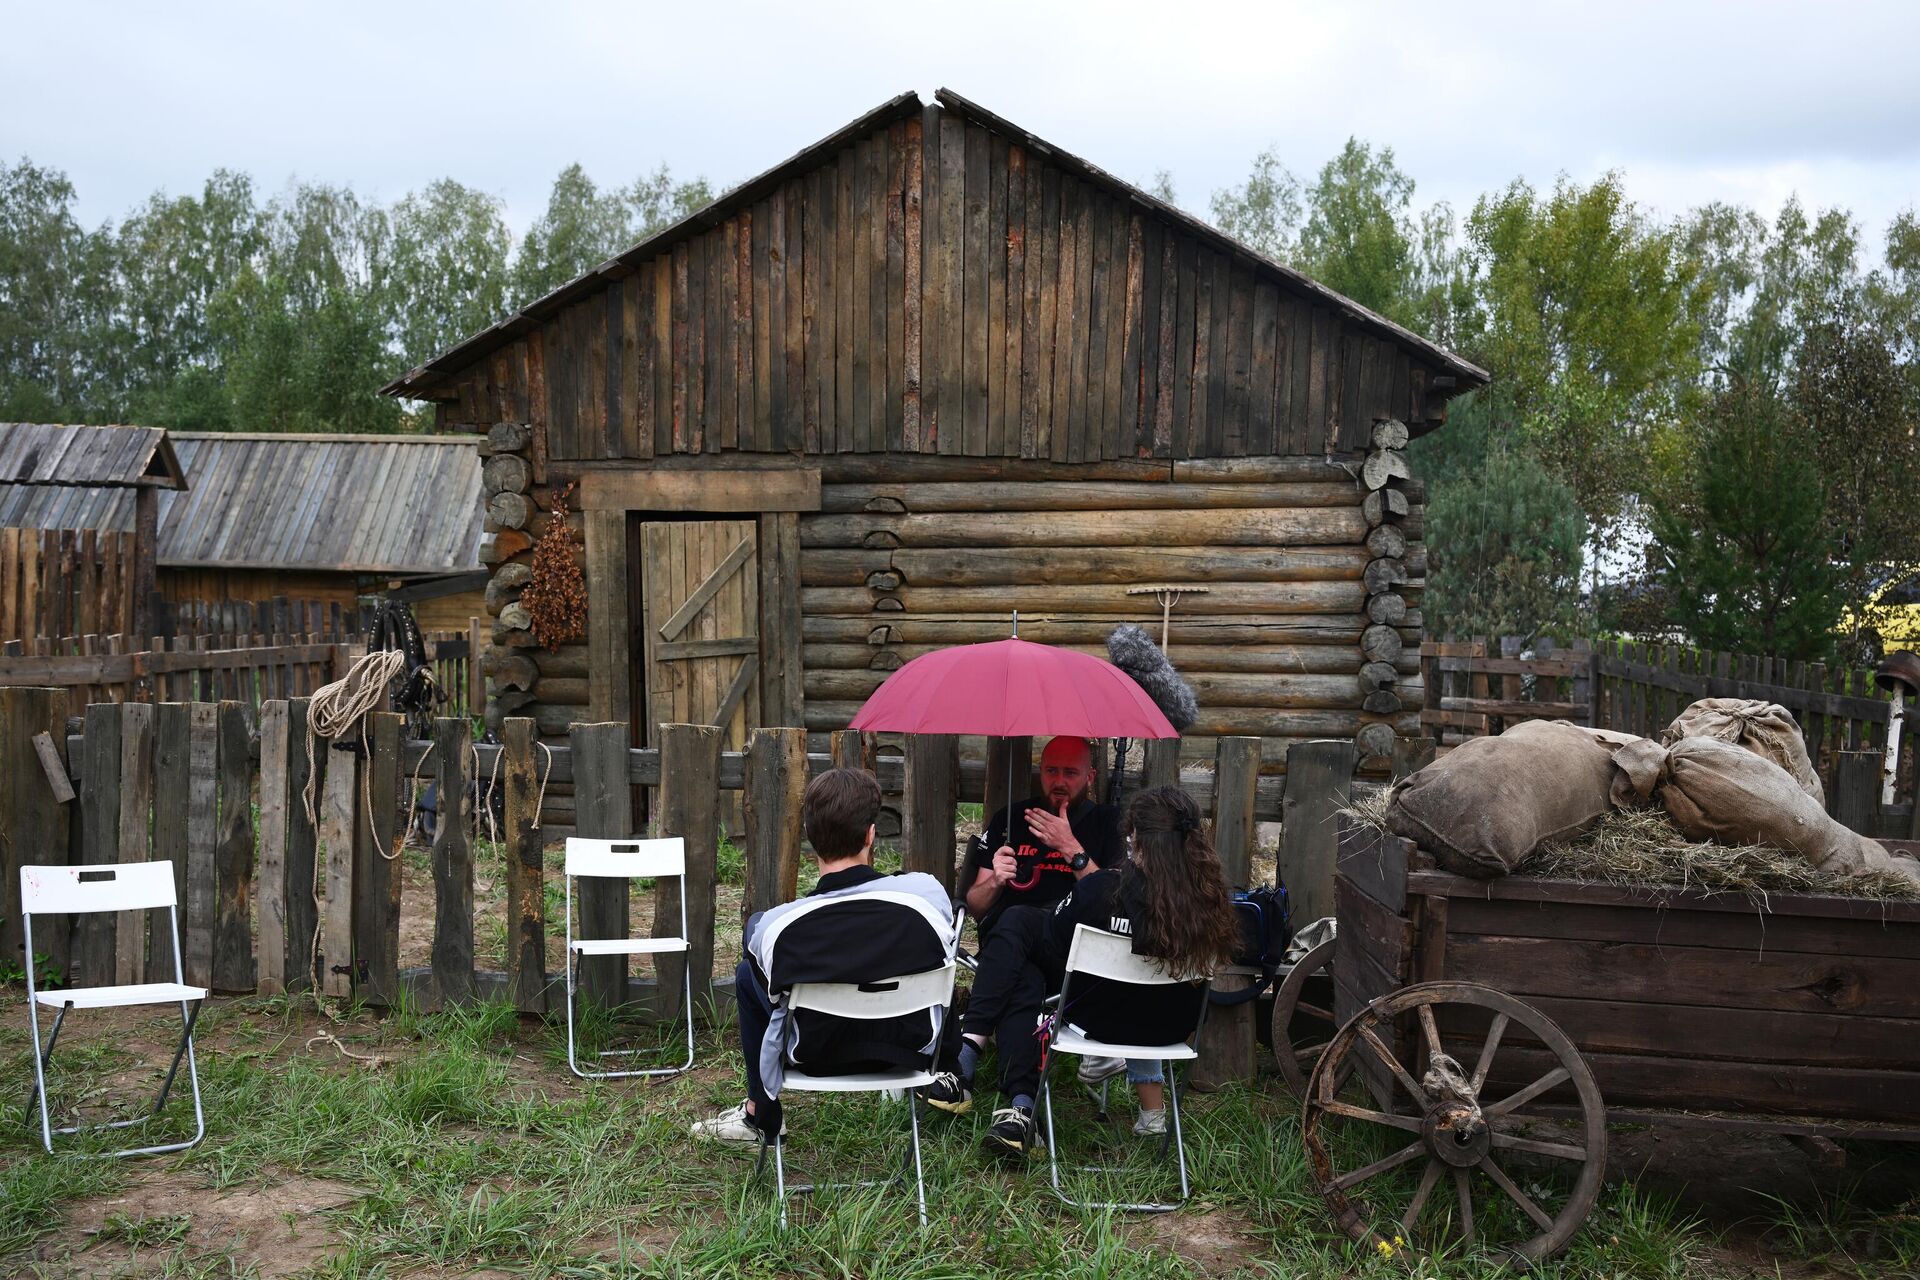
{"left": 0, "top": 423, "right": 186, "bottom": 489}
{"left": 0, "top": 432, "right": 482, "bottom": 575}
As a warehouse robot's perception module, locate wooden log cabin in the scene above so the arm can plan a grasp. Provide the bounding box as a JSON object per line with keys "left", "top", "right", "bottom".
{"left": 381, "top": 89, "right": 1489, "bottom": 809}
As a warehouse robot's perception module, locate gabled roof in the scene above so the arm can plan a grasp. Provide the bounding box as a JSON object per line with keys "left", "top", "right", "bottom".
{"left": 0, "top": 432, "right": 483, "bottom": 576}
{"left": 380, "top": 88, "right": 1488, "bottom": 401}
{"left": 0, "top": 423, "right": 187, "bottom": 489}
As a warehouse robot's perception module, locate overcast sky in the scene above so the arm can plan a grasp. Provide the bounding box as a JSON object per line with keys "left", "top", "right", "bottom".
{"left": 6, "top": 1, "right": 1917, "bottom": 255}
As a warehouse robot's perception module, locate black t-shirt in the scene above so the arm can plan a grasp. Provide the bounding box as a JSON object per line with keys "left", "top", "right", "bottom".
{"left": 1047, "top": 865, "right": 1207, "bottom": 1047}
{"left": 966, "top": 796, "right": 1124, "bottom": 935}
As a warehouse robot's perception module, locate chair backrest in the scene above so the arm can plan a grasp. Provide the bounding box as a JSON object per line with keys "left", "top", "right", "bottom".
{"left": 21, "top": 862, "right": 178, "bottom": 916}
{"left": 1063, "top": 924, "right": 1192, "bottom": 985}
{"left": 789, "top": 962, "right": 957, "bottom": 1021}
{"left": 565, "top": 836, "right": 685, "bottom": 880}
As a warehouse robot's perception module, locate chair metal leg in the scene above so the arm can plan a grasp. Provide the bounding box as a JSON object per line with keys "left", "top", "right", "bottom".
{"left": 567, "top": 956, "right": 696, "bottom": 1081}
{"left": 151, "top": 1001, "right": 203, "bottom": 1116}
{"left": 1044, "top": 1052, "right": 1189, "bottom": 1213}
{"left": 26, "top": 1002, "right": 68, "bottom": 1154}
{"left": 909, "top": 1093, "right": 928, "bottom": 1230}
{"left": 773, "top": 1137, "right": 789, "bottom": 1230}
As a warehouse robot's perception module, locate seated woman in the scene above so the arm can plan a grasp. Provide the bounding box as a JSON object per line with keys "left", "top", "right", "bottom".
{"left": 919, "top": 785, "right": 1240, "bottom": 1159}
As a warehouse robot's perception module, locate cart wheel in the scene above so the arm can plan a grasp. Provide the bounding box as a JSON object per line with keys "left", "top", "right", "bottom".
{"left": 1301, "top": 982, "right": 1606, "bottom": 1264}
{"left": 1271, "top": 936, "right": 1337, "bottom": 1095}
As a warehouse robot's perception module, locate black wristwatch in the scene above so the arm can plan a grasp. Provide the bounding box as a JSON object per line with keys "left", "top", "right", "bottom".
{"left": 1069, "top": 852, "right": 1090, "bottom": 871}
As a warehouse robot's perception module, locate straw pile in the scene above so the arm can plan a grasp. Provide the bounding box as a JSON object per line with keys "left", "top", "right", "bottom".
{"left": 1342, "top": 787, "right": 1920, "bottom": 902}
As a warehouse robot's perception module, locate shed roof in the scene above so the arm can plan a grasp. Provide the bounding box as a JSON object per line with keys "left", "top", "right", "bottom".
{"left": 0, "top": 423, "right": 186, "bottom": 489}
{"left": 0, "top": 432, "right": 482, "bottom": 575}
{"left": 380, "top": 88, "right": 1489, "bottom": 402}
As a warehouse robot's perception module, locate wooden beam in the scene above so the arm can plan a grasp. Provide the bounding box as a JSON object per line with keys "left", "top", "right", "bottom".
{"left": 579, "top": 467, "right": 822, "bottom": 513}
{"left": 584, "top": 510, "right": 633, "bottom": 726}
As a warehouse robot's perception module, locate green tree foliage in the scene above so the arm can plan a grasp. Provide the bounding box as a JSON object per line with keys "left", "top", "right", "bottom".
{"left": 1294, "top": 139, "right": 1415, "bottom": 320}
{"left": 1649, "top": 379, "right": 1845, "bottom": 659}
{"left": 0, "top": 155, "right": 712, "bottom": 432}
{"left": 1208, "top": 146, "right": 1301, "bottom": 263}
{"left": 511, "top": 163, "right": 713, "bottom": 306}
{"left": 385, "top": 179, "right": 511, "bottom": 371}
{"left": 1423, "top": 440, "right": 1586, "bottom": 641}
{"left": 0, "top": 159, "right": 116, "bottom": 420}
{"left": 1457, "top": 175, "right": 1703, "bottom": 547}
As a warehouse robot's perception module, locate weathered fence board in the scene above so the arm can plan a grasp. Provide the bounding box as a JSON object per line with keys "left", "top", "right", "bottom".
{"left": 1193, "top": 734, "right": 1260, "bottom": 1090}
{"left": 284, "top": 697, "right": 320, "bottom": 993}
{"left": 1279, "top": 738, "right": 1356, "bottom": 928}
{"left": 256, "top": 699, "right": 289, "bottom": 994}
{"left": 903, "top": 733, "right": 958, "bottom": 891}
{"left": 502, "top": 716, "right": 547, "bottom": 1014}
{"left": 571, "top": 721, "right": 633, "bottom": 1010}
{"left": 358, "top": 712, "right": 407, "bottom": 1006}
{"left": 1, "top": 688, "right": 70, "bottom": 977}
{"left": 744, "top": 726, "right": 807, "bottom": 922}
{"left": 657, "top": 722, "right": 722, "bottom": 1023}
{"left": 318, "top": 739, "right": 358, "bottom": 999}
{"left": 115, "top": 701, "right": 154, "bottom": 985}
{"left": 213, "top": 700, "right": 254, "bottom": 991}
{"left": 76, "top": 703, "right": 122, "bottom": 987}
{"left": 429, "top": 715, "right": 474, "bottom": 1006}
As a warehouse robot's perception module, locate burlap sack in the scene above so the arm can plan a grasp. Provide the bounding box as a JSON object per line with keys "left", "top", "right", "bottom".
{"left": 1386, "top": 719, "right": 1617, "bottom": 878}
{"left": 1659, "top": 736, "right": 1920, "bottom": 888}
{"left": 1662, "top": 698, "right": 1822, "bottom": 804}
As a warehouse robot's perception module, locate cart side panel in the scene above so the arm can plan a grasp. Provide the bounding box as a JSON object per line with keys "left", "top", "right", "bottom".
{"left": 1416, "top": 869, "right": 1920, "bottom": 1125}
{"left": 1334, "top": 822, "right": 1415, "bottom": 1107}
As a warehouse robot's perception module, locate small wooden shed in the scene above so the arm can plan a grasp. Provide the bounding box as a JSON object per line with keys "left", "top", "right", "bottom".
{"left": 0, "top": 430, "right": 486, "bottom": 635}
{"left": 382, "top": 89, "right": 1488, "bottom": 781}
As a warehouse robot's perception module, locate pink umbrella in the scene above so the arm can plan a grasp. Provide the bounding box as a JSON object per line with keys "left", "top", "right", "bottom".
{"left": 848, "top": 636, "right": 1178, "bottom": 740}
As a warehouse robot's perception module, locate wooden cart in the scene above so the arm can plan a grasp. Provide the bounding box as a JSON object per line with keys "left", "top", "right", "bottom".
{"left": 1288, "top": 819, "right": 1920, "bottom": 1262}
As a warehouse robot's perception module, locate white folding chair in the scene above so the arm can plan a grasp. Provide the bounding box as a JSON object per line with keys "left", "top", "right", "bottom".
{"left": 20, "top": 861, "right": 206, "bottom": 1158}
{"left": 766, "top": 961, "right": 957, "bottom": 1230}
{"left": 1038, "top": 924, "right": 1207, "bottom": 1213}
{"left": 562, "top": 836, "right": 694, "bottom": 1080}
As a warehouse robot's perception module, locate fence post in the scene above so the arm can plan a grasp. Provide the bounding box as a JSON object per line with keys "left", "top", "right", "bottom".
{"left": 830, "top": 728, "right": 873, "bottom": 771}
{"left": 76, "top": 703, "right": 122, "bottom": 987}
{"left": 1280, "top": 740, "right": 1358, "bottom": 928}
{"left": 429, "top": 714, "right": 474, "bottom": 1007}
{"left": 572, "top": 720, "right": 633, "bottom": 1012}
{"left": 1142, "top": 737, "right": 1181, "bottom": 791}
{"left": 255, "top": 700, "right": 289, "bottom": 995}
{"left": 744, "top": 727, "right": 807, "bottom": 923}
{"left": 284, "top": 697, "right": 320, "bottom": 992}
{"left": 115, "top": 702, "right": 155, "bottom": 986}
{"left": 658, "top": 722, "right": 722, "bottom": 1023}
{"left": 902, "top": 734, "right": 958, "bottom": 894}
{"left": 0, "top": 688, "right": 71, "bottom": 983}
{"left": 150, "top": 703, "right": 189, "bottom": 980}
{"left": 1193, "top": 734, "right": 1261, "bottom": 1091}
{"left": 354, "top": 711, "right": 405, "bottom": 1006}
{"left": 984, "top": 736, "right": 1033, "bottom": 822}
{"left": 502, "top": 717, "right": 547, "bottom": 1015}
{"left": 1833, "top": 751, "right": 1881, "bottom": 836}
{"left": 317, "top": 724, "right": 358, "bottom": 999}
{"left": 213, "top": 700, "right": 254, "bottom": 992}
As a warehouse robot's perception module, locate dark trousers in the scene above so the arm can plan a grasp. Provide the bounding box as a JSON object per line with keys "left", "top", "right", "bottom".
{"left": 962, "top": 905, "right": 1067, "bottom": 1103}
{"left": 734, "top": 958, "right": 775, "bottom": 1114}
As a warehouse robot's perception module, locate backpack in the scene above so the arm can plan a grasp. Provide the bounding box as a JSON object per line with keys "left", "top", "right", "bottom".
{"left": 1208, "top": 884, "right": 1292, "bottom": 1007}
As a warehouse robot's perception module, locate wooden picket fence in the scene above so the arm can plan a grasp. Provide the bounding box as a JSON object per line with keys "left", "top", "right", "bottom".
{"left": 0, "top": 691, "right": 1358, "bottom": 1084}
{"left": 0, "top": 527, "right": 136, "bottom": 644}
{"left": 1421, "top": 636, "right": 1918, "bottom": 841}
{"left": 0, "top": 632, "right": 475, "bottom": 716}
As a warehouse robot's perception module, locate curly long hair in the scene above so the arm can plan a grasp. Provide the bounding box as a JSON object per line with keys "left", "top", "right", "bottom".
{"left": 1119, "top": 786, "right": 1240, "bottom": 978}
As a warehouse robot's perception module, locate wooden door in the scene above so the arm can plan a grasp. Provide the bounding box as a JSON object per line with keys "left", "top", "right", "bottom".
{"left": 639, "top": 520, "right": 760, "bottom": 750}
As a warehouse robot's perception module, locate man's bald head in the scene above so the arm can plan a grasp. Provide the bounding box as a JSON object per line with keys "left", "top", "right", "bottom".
{"left": 1039, "top": 736, "right": 1094, "bottom": 809}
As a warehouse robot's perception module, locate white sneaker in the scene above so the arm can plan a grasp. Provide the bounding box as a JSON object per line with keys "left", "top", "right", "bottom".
{"left": 1134, "top": 1107, "right": 1168, "bottom": 1137}
{"left": 1076, "top": 1055, "right": 1127, "bottom": 1086}
{"left": 690, "top": 1101, "right": 782, "bottom": 1146}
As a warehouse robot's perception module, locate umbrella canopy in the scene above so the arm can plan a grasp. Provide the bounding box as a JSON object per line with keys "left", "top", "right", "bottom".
{"left": 848, "top": 637, "right": 1178, "bottom": 739}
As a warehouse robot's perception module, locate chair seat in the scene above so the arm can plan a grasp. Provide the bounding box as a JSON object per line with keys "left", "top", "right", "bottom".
{"left": 570, "top": 937, "right": 689, "bottom": 956}
{"left": 37, "top": 982, "right": 206, "bottom": 1010}
{"left": 782, "top": 1068, "right": 937, "bottom": 1093}
{"left": 1051, "top": 1026, "right": 1197, "bottom": 1061}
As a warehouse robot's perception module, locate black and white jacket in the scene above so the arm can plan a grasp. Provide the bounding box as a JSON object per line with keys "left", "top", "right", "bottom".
{"left": 745, "top": 866, "right": 956, "bottom": 1098}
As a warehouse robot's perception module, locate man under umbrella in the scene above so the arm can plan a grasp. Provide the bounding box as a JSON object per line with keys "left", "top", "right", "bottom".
{"left": 926, "top": 734, "right": 1129, "bottom": 1120}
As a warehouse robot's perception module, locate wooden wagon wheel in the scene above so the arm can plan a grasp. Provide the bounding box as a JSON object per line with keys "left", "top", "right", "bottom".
{"left": 1270, "top": 936, "right": 1338, "bottom": 1094}
{"left": 1301, "top": 982, "right": 1607, "bottom": 1264}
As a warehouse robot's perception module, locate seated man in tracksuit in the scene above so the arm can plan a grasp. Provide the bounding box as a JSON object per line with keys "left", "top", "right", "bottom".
{"left": 691, "top": 767, "right": 956, "bottom": 1146}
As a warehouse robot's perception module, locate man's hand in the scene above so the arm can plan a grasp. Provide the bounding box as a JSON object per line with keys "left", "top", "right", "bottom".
{"left": 1024, "top": 801, "right": 1083, "bottom": 856}
{"left": 990, "top": 846, "right": 1019, "bottom": 885}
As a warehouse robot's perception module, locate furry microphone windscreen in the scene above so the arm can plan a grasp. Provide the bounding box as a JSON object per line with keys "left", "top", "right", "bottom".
{"left": 1106, "top": 624, "right": 1198, "bottom": 731}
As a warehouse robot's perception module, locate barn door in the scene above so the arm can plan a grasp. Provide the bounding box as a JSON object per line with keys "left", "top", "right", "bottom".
{"left": 639, "top": 520, "right": 760, "bottom": 751}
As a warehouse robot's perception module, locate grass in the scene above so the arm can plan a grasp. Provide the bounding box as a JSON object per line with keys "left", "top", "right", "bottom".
{"left": 9, "top": 991, "right": 1903, "bottom": 1278}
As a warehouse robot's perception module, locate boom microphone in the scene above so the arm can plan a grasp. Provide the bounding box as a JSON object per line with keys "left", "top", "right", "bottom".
{"left": 1106, "top": 624, "right": 1198, "bottom": 731}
